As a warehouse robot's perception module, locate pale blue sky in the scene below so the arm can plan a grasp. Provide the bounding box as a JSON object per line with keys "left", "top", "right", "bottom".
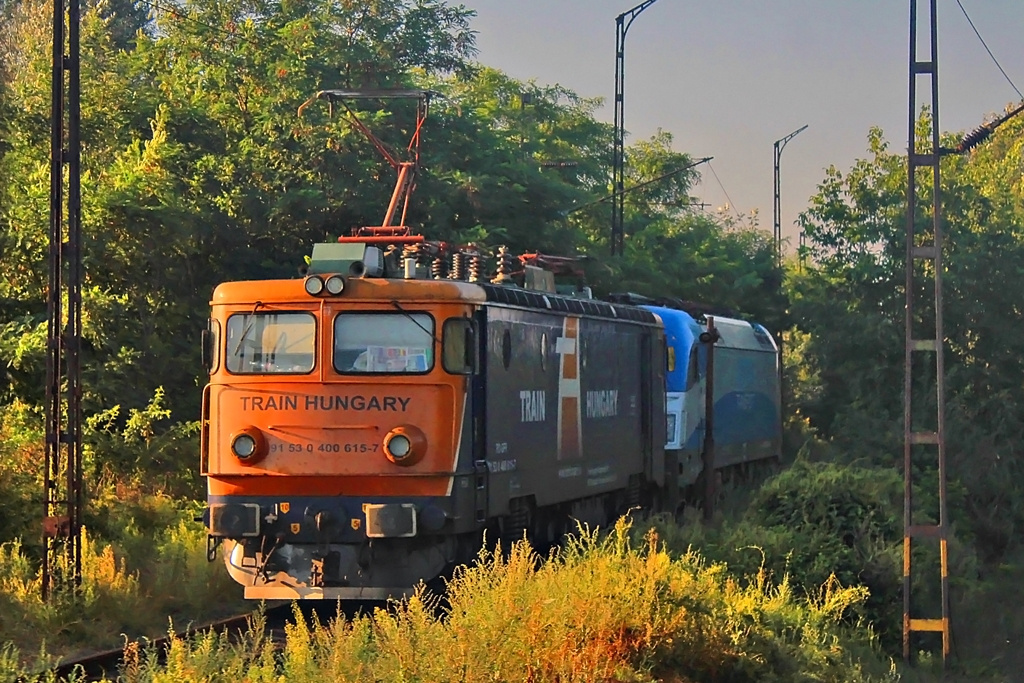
{"left": 467, "top": 1, "right": 1023, "bottom": 250}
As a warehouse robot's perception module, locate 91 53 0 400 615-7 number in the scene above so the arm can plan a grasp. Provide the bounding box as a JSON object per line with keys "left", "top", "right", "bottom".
{"left": 268, "top": 442, "right": 378, "bottom": 454}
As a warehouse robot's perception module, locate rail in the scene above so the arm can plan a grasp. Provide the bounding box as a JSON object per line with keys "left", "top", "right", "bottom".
{"left": 29, "top": 604, "right": 291, "bottom": 682}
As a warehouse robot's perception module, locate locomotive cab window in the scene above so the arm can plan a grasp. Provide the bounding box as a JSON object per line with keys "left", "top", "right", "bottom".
{"left": 442, "top": 318, "right": 476, "bottom": 375}
{"left": 226, "top": 312, "right": 316, "bottom": 374}
{"left": 334, "top": 312, "right": 434, "bottom": 374}
{"left": 686, "top": 346, "right": 700, "bottom": 389}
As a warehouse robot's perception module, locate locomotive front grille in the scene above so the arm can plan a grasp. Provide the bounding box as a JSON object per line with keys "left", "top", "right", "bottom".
{"left": 364, "top": 503, "right": 417, "bottom": 538}
{"left": 209, "top": 503, "right": 261, "bottom": 538}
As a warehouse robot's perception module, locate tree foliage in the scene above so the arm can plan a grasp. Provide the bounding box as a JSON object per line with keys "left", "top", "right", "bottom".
{"left": 792, "top": 107, "right": 1024, "bottom": 560}
{"left": 0, "top": 0, "right": 775, "bottom": 522}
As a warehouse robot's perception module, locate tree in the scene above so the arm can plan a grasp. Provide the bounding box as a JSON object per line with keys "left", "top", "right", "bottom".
{"left": 792, "top": 109, "right": 1024, "bottom": 559}
{"left": 0, "top": 0, "right": 480, "bottom": 430}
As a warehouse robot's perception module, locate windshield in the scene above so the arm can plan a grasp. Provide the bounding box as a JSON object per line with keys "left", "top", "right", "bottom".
{"left": 334, "top": 313, "right": 434, "bottom": 374}
{"left": 226, "top": 312, "right": 316, "bottom": 374}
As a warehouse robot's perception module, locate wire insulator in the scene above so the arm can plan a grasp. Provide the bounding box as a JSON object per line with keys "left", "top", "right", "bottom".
{"left": 449, "top": 251, "right": 466, "bottom": 280}
{"left": 491, "top": 245, "right": 515, "bottom": 285}
{"left": 430, "top": 255, "right": 446, "bottom": 280}
{"left": 468, "top": 252, "right": 486, "bottom": 282}
{"left": 402, "top": 243, "right": 421, "bottom": 279}
{"left": 957, "top": 125, "right": 993, "bottom": 154}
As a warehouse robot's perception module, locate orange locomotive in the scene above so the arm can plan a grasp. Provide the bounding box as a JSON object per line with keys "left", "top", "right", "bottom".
{"left": 202, "top": 240, "right": 669, "bottom": 599}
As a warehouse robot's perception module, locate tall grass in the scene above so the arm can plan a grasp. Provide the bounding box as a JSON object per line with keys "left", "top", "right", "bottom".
{"left": 0, "top": 516, "right": 243, "bottom": 679}
{"left": 79, "top": 518, "right": 896, "bottom": 683}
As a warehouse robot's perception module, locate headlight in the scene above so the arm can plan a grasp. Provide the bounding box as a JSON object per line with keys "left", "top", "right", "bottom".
{"left": 325, "top": 274, "right": 345, "bottom": 295}
{"left": 304, "top": 275, "right": 325, "bottom": 296}
{"left": 230, "top": 428, "right": 267, "bottom": 465}
{"left": 387, "top": 434, "right": 412, "bottom": 459}
{"left": 383, "top": 425, "right": 427, "bottom": 466}
{"left": 232, "top": 434, "right": 257, "bottom": 458}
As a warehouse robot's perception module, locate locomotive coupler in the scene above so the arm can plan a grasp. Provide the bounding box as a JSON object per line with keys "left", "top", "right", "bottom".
{"left": 253, "top": 533, "right": 285, "bottom": 585}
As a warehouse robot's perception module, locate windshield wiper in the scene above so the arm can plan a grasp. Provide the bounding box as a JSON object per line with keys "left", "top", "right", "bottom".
{"left": 230, "top": 301, "right": 264, "bottom": 358}
{"left": 390, "top": 300, "right": 442, "bottom": 346}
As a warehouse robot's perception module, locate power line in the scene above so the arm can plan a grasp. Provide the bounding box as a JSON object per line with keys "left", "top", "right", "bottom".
{"left": 954, "top": 0, "right": 1023, "bottom": 99}
{"left": 705, "top": 161, "right": 742, "bottom": 221}
{"left": 562, "top": 156, "right": 711, "bottom": 216}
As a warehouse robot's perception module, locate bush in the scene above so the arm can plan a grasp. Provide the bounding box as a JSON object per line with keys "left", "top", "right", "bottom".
{"left": 94, "top": 519, "right": 895, "bottom": 683}
{"left": 0, "top": 390, "right": 240, "bottom": 672}
{"left": 0, "top": 401, "right": 46, "bottom": 553}
{"left": 0, "top": 510, "right": 243, "bottom": 671}
{"left": 650, "top": 461, "right": 908, "bottom": 652}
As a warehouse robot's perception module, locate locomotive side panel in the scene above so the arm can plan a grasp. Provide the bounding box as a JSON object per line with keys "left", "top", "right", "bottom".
{"left": 482, "top": 305, "right": 663, "bottom": 513}
{"left": 482, "top": 306, "right": 560, "bottom": 515}
{"left": 575, "top": 317, "right": 649, "bottom": 494}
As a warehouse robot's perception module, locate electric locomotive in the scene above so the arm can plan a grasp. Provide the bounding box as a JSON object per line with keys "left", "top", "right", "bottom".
{"left": 201, "top": 88, "right": 780, "bottom": 599}
{"left": 641, "top": 303, "right": 781, "bottom": 489}
{"left": 201, "top": 239, "right": 669, "bottom": 599}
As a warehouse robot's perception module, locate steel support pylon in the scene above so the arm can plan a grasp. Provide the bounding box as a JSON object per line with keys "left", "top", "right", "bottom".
{"left": 43, "top": 0, "right": 83, "bottom": 600}
{"left": 903, "top": 0, "right": 950, "bottom": 664}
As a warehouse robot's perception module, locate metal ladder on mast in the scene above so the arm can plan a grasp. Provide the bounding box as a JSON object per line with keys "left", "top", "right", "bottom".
{"left": 43, "top": 0, "right": 84, "bottom": 600}
{"left": 903, "top": 0, "right": 950, "bottom": 664}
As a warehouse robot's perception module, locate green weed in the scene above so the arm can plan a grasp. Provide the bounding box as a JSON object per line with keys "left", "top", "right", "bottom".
{"left": 97, "top": 518, "right": 896, "bottom": 683}
{"left": 0, "top": 515, "right": 243, "bottom": 672}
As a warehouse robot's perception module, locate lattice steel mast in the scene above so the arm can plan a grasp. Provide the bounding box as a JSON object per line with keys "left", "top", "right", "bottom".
{"left": 43, "top": 0, "right": 83, "bottom": 599}
{"left": 903, "top": 0, "right": 950, "bottom": 664}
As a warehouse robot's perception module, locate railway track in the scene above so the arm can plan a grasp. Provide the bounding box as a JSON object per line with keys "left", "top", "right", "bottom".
{"left": 39, "top": 608, "right": 276, "bottom": 682}
{"left": 33, "top": 599, "right": 384, "bottom": 682}
{"left": 28, "top": 605, "right": 277, "bottom": 682}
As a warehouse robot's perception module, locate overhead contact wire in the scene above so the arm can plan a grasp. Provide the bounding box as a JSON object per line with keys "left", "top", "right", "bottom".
{"left": 954, "top": 0, "right": 1023, "bottom": 99}
{"left": 706, "top": 162, "right": 742, "bottom": 221}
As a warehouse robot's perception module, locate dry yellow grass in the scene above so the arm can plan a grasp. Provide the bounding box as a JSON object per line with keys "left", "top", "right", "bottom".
{"left": 13, "top": 517, "right": 899, "bottom": 683}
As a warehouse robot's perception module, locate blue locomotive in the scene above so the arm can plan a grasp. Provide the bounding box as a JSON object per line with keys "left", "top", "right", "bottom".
{"left": 642, "top": 303, "right": 782, "bottom": 495}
